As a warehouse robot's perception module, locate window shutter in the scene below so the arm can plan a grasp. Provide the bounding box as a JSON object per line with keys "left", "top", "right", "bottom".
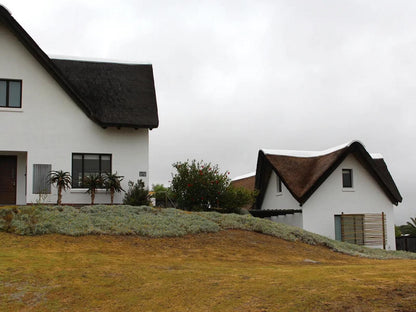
{"left": 33, "top": 164, "right": 51, "bottom": 194}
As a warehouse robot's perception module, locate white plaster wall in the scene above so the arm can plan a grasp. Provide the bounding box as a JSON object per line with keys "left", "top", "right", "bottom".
{"left": 302, "top": 154, "right": 396, "bottom": 250}
{"left": 262, "top": 171, "right": 303, "bottom": 228}
{"left": 0, "top": 24, "right": 150, "bottom": 205}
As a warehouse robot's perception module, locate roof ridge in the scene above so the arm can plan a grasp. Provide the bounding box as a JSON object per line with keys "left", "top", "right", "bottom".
{"left": 232, "top": 172, "right": 256, "bottom": 181}
{"left": 51, "top": 57, "right": 153, "bottom": 66}
{"left": 261, "top": 140, "right": 361, "bottom": 158}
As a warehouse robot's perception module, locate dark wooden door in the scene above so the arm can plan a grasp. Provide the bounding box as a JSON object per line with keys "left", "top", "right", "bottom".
{"left": 0, "top": 156, "right": 17, "bottom": 204}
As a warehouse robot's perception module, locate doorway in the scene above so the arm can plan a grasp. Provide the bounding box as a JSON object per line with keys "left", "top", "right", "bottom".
{"left": 0, "top": 156, "right": 17, "bottom": 204}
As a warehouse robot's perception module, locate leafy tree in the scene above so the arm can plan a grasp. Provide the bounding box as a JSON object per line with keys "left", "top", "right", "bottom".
{"left": 123, "top": 179, "right": 150, "bottom": 206}
{"left": 170, "top": 160, "right": 230, "bottom": 211}
{"left": 218, "top": 185, "right": 258, "bottom": 214}
{"left": 104, "top": 172, "right": 124, "bottom": 205}
{"left": 48, "top": 170, "right": 71, "bottom": 205}
{"left": 83, "top": 174, "right": 103, "bottom": 205}
{"left": 395, "top": 225, "right": 402, "bottom": 238}
{"left": 151, "top": 184, "right": 175, "bottom": 207}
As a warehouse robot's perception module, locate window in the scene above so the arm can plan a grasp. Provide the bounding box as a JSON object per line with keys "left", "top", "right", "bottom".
{"left": 342, "top": 169, "right": 353, "bottom": 188}
{"left": 0, "top": 79, "right": 22, "bottom": 108}
{"left": 72, "top": 153, "right": 111, "bottom": 188}
{"left": 335, "top": 214, "right": 364, "bottom": 245}
{"left": 33, "top": 164, "right": 51, "bottom": 194}
{"left": 276, "top": 175, "right": 282, "bottom": 194}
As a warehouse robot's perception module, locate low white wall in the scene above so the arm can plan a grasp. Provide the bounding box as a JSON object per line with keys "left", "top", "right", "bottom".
{"left": 271, "top": 213, "right": 303, "bottom": 228}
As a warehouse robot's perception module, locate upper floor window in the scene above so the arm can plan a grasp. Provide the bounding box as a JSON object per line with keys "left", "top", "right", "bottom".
{"left": 0, "top": 79, "right": 22, "bottom": 108}
{"left": 72, "top": 153, "right": 111, "bottom": 188}
{"left": 342, "top": 169, "right": 353, "bottom": 188}
{"left": 276, "top": 175, "right": 282, "bottom": 194}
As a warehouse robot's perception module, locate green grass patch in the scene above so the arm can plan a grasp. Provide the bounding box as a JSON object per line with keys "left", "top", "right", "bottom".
{"left": 0, "top": 205, "right": 415, "bottom": 260}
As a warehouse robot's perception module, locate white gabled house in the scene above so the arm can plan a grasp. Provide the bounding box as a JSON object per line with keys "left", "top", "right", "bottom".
{"left": 0, "top": 6, "right": 158, "bottom": 205}
{"left": 250, "top": 141, "right": 402, "bottom": 250}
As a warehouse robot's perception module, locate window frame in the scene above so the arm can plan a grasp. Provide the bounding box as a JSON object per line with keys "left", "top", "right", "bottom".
{"left": 71, "top": 153, "right": 112, "bottom": 188}
{"left": 0, "top": 79, "right": 22, "bottom": 108}
{"left": 342, "top": 168, "right": 353, "bottom": 189}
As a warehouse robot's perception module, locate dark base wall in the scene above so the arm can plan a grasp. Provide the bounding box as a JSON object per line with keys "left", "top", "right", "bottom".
{"left": 396, "top": 237, "right": 416, "bottom": 252}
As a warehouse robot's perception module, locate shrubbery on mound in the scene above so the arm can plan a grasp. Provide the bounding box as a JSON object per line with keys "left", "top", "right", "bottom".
{"left": 1, "top": 205, "right": 415, "bottom": 260}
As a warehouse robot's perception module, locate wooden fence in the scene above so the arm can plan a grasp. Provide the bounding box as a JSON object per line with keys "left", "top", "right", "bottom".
{"left": 339, "top": 213, "right": 386, "bottom": 249}
{"left": 396, "top": 237, "right": 416, "bottom": 252}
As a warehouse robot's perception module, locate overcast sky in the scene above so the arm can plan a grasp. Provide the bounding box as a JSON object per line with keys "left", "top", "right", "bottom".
{"left": 3, "top": 0, "right": 416, "bottom": 224}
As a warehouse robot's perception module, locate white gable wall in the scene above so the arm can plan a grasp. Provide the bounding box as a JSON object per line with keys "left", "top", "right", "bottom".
{"left": 262, "top": 170, "right": 303, "bottom": 228}
{"left": 302, "top": 154, "right": 395, "bottom": 250}
{"left": 0, "top": 24, "right": 149, "bottom": 204}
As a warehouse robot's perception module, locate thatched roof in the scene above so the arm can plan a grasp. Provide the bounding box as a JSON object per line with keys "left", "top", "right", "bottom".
{"left": 231, "top": 173, "right": 256, "bottom": 191}
{"left": 52, "top": 59, "right": 158, "bottom": 128}
{"left": 255, "top": 141, "right": 402, "bottom": 208}
{"left": 0, "top": 5, "right": 158, "bottom": 129}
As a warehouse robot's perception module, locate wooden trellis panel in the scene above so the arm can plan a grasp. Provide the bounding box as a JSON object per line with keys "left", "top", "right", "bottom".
{"left": 341, "top": 213, "right": 386, "bottom": 249}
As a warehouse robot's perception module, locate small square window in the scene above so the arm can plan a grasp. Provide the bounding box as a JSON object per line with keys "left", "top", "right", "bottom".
{"left": 0, "top": 79, "right": 22, "bottom": 108}
{"left": 342, "top": 169, "right": 353, "bottom": 188}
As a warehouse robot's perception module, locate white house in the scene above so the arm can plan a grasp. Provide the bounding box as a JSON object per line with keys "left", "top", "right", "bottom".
{"left": 0, "top": 5, "right": 158, "bottom": 205}
{"left": 249, "top": 141, "right": 402, "bottom": 250}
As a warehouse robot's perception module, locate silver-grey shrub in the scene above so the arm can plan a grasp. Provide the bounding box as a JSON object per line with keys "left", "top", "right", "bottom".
{"left": 1, "top": 205, "right": 415, "bottom": 259}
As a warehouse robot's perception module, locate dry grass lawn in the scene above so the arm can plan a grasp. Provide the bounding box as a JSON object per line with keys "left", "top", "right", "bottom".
{"left": 1, "top": 230, "right": 415, "bottom": 312}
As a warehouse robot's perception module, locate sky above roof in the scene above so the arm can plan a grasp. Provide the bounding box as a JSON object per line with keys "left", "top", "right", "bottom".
{"left": 3, "top": 0, "right": 415, "bottom": 224}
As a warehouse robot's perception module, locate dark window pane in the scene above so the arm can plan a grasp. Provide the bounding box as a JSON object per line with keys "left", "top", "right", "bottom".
{"left": 334, "top": 215, "right": 341, "bottom": 241}
{"left": 0, "top": 81, "right": 6, "bottom": 107}
{"left": 9, "top": 81, "right": 21, "bottom": 107}
{"left": 72, "top": 155, "right": 83, "bottom": 187}
{"left": 101, "top": 155, "right": 111, "bottom": 174}
{"left": 342, "top": 169, "right": 352, "bottom": 188}
{"left": 84, "top": 155, "right": 99, "bottom": 176}
{"left": 72, "top": 153, "right": 112, "bottom": 188}
{"left": 276, "top": 175, "right": 282, "bottom": 193}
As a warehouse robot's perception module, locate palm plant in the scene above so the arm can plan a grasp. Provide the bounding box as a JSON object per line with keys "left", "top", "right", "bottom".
{"left": 405, "top": 217, "right": 416, "bottom": 236}
{"left": 83, "top": 174, "right": 103, "bottom": 205}
{"left": 407, "top": 217, "right": 416, "bottom": 228}
{"left": 48, "top": 170, "right": 71, "bottom": 205}
{"left": 104, "top": 172, "right": 124, "bottom": 204}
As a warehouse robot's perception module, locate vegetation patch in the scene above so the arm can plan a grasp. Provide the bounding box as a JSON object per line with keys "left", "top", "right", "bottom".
{"left": 0, "top": 205, "right": 415, "bottom": 260}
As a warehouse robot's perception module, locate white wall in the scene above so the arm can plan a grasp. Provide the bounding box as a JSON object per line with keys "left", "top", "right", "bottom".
{"left": 0, "top": 24, "right": 150, "bottom": 205}
{"left": 302, "top": 154, "right": 396, "bottom": 250}
{"left": 262, "top": 171, "right": 303, "bottom": 228}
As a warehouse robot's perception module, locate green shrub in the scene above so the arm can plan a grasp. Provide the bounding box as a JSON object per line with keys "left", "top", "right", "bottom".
{"left": 123, "top": 180, "right": 150, "bottom": 206}
{"left": 151, "top": 184, "right": 175, "bottom": 207}
{"left": 218, "top": 185, "right": 257, "bottom": 213}
{"left": 170, "top": 160, "right": 231, "bottom": 211}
